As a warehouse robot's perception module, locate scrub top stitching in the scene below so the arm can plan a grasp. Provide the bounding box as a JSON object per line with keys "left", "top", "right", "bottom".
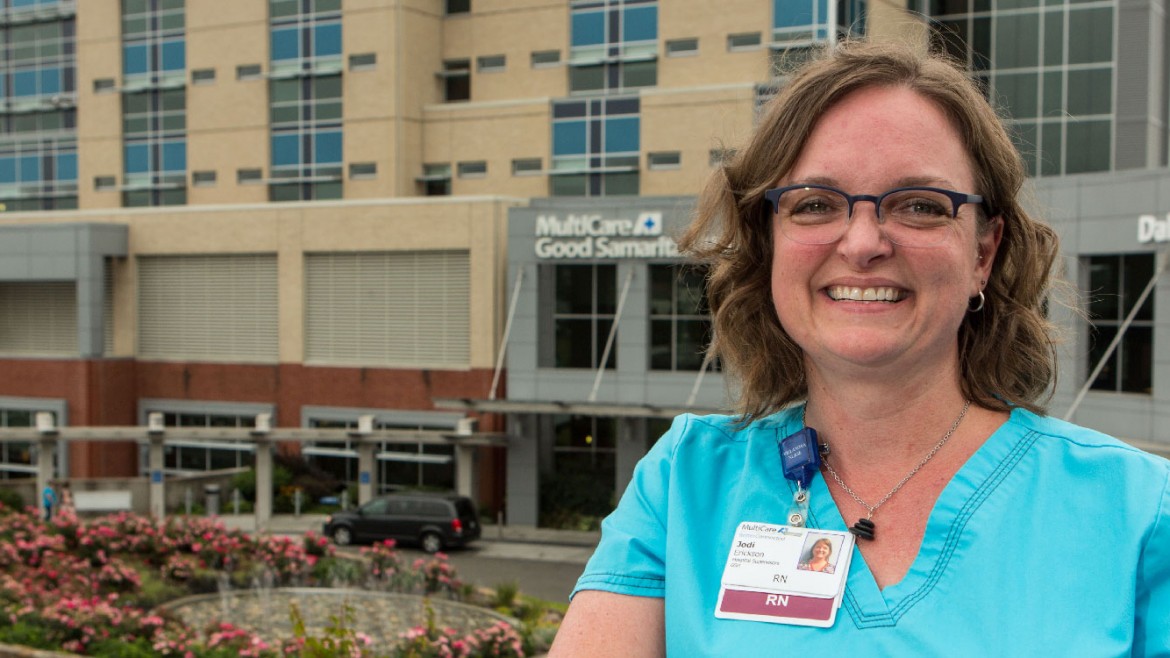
{"left": 842, "top": 427, "right": 1038, "bottom": 628}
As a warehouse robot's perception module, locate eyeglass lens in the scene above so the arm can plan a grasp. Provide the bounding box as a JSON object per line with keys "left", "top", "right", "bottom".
{"left": 775, "top": 187, "right": 960, "bottom": 247}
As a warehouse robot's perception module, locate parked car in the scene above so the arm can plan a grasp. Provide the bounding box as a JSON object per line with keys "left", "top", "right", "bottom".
{"left": 323, "top": 493, "right": 481, "bottom": 553}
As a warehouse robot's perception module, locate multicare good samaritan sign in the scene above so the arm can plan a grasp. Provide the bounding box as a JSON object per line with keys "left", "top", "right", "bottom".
{"left": 535, "top": 211, "right": 679, "bottom": 259}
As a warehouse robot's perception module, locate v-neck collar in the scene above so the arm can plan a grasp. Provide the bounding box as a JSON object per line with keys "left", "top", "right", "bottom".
{"left": 779, "top": 407, "right": 1037, "bottom": 629}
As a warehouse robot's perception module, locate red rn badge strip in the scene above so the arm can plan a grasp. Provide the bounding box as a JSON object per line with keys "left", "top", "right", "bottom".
{"left": 719, "top": 588, "right": 835, "bottom": 622}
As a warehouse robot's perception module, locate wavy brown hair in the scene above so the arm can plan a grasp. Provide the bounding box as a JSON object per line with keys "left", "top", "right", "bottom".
{"left": 678, "top": 40, "right": 1061, "bottom": 423}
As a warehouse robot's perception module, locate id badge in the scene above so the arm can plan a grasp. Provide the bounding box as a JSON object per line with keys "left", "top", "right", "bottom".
{"left": 714, "top": 522, "right": 853, "bottom": 628}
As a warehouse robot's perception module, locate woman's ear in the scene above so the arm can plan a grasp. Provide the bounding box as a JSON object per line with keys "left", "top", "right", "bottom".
{"left": 975, "top": 215, "right": 1004, "bottom": 289}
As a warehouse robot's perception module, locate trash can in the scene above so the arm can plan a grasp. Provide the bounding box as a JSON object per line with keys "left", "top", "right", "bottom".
{"left": 204, "top": 484, "right": 221, "bottom": 516}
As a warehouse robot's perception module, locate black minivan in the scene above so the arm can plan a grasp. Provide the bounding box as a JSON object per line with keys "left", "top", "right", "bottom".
{"left": 323, "top": 493, "right": 481, "bottom": 553}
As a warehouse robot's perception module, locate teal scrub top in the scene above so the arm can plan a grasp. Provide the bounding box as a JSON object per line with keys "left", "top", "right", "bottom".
{"left": 574, "top": 408, "right": 1170, "bottom": 656}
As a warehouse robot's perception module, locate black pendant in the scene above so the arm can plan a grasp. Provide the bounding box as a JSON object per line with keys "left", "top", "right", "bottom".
{"left": 849, "top": 517, "right": 875, "bottom": 541}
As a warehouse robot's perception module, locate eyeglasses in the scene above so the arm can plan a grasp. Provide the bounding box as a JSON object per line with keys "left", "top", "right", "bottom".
{"left": 763, "top": 184, "right": 986, "bottom": 248}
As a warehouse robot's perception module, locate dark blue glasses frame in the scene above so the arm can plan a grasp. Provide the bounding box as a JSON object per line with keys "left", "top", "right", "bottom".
{"left": 763, "top": 184, "right": 987, "bottom": 219}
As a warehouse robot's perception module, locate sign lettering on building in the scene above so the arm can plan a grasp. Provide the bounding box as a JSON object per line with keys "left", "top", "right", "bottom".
{"left": 534, "top": 211, "right": 680, "bottom": 259}
{"left": 1138, "top": 214, "right": 1170, "bottom": 244}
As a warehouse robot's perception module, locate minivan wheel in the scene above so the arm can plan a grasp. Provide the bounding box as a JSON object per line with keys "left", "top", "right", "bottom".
{"left": 420, "top": 531, "right": 443, "bottom": 554}
{"left": 332, "top": 526, "right": 353, "bottom": 546}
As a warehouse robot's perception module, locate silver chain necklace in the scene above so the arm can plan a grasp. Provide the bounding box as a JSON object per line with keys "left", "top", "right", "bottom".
{"left": 810, "top": 400, "right": 971, "bottom": 540}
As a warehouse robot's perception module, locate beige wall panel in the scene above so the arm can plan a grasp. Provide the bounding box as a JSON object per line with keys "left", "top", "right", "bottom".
{"left": 343, "top": 120, "right": 396, "bottom": 199}
{"left": 75, "top": 2, "right": 123, "bottom": 211}
{"left": 641, "top": 87, "right": 756, "bottom": 196}
{"left": 75, "top": 0, "right": 120, "bottom": 42}
{"left": 423, "top": 101, "right": 549, "bottom": 197}
{"left": 126, "top": 211, "right": 283, "bottom": 254}
{"left": 442, "top": 0, "right": 567, "bottom": 102}
{"left": 186, "top": 2, "right": 266, "bottom": 30}
{"left": 658, "top": 0, "right": 773, "bottom": 87}
{"left": 344, "top": 9, "right": 398, "bottom": 121}
{"left": 396, "top": 4, "right": 444, "bottom": 114}
{"left": 276, "top": 210, "right": 306, "bottom": 363}
{"left": 0, "top": 198, "right": 519, "bottom": 368}
{"left": 110, "top": 256, "right": 136, "bottom": 357}
{"left": 867, "top": 5, "right": 929, "bottom": 47}
{"left": 77, "top": 136, "right": 123, "bottom": 210}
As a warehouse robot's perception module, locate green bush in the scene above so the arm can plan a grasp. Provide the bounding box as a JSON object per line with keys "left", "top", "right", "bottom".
{"left": 0, "top": 620, "right": 55, "bottom": 649}
{"left": 88, "top": 637, "right": 159, "bottom": 658}
{"left": 539, "top": 467, "right": 613, "bottom": 530}
{"left": 0, "top": 487, "right": 23, "bottom": 512}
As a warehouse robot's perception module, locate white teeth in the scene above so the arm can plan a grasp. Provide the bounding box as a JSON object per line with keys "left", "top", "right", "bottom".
{"left": 827, "top": 286, "right": 904, "bottom": 302}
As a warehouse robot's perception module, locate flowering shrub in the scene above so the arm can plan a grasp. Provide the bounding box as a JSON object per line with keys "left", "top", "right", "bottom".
{"left": 391, "top": 601, "right": 525, "bottom": 658}
{"left": 0, "top": 505, "right": 540, "bottom": 657}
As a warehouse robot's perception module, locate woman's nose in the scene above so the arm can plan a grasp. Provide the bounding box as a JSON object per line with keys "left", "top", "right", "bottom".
{"left": 837, "top": 201, "right": 893, "bottom": 264}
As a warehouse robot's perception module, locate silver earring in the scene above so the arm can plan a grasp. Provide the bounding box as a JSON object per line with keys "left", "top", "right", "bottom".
{"left": 968, "top": 291, "right": 985, "bottom": 313}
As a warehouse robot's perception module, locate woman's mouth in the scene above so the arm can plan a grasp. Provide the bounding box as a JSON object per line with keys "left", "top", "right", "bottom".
{"left": 826, "top": 286, "right": 906, "bottom": 302}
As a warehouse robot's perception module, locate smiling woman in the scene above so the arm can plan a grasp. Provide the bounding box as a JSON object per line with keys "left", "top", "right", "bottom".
{"left": 549, "top": 40, "right": 1170, "bottom": 658}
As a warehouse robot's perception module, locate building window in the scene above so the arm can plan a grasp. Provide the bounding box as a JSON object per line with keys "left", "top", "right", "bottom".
{"left": 94, "top": 78, "right": 117, "bottom": 93}
{"left": 122, "top": 0, "right": 186, "bottom": 87}
{"left": 237, "top": 168, "right": 263, "bottom": 183}
{"left": 665, "top": 38, "right": 698, "bottom": 56}
{"left": 569, "top": 0, "right": 658, "bottom": 94}
{"left": 349, "top": 162, "right": 377, "bottom": 179}
{"left": 928, "top": 3, "right": 1113, "bottom": 176}
{"left": 268, "top": 1, "right": 343, "bottom": 201}
{"left": 445, "top": 0, "right": 470, "bottom": 15}
{"left": 512, "top": 157, "right": 542, "bottom": 175}
{"left": 191, "top": 68, "right": 215, "bottom": 84}
{"left": 192, "top": 170, "right": 216, "bottom": 186}
{"left": 305, "top": 413, "right": 459, "bottom": 494}
{"left": 772, "top": 0, "right": 862, "bottom": 50}
{"left": 441, "top": 59, "right": 471, "bottom": 102}
{"left": 348, "top": 52, "right": 376, "bottom": 70}
{"left": 0, "top": 403, "right": 60, "bottom": 480}
{"left": 95, "top": 175, "right": 117, "bottom": 190}
{"left": 551, "top": 96, "right": 640, "bottom": 196}
{"left": 237, "top": 63, "right": 263, "bottom": 79}
{"left": 122, "top": 87, "right": 187, "bottom": 207}
{"left": 1085, "top": 254, "right": 1155, "bottom": 394}
{"left": 269, "top": 0, "right": 342, "bottom": 74}
{"left": 457, "top": 160, "right": 487, "bottom": 178}
{"left": 544, "top": 414, "right": 617, "bottom": 525}
{"left": 121, "top": 1, "right": 187, "bottom": 207}
{"left": 418, "top": 163, "right": 451, "bottom": 196}
{"left": 647, "top": 151, "right": 680, "bottom": 170}
{"left": 649, "top": 264, "right": 712, "bottom": 371}
{"left": 268, "top": 74, "right": 343, "bottom": 201}
{"left": 144, "top": 406, "right": 264, "bottom": 474}
{"left": 550, "top": 264, "right": 617, "bottom": 369}
{"left": 0, "top": 8, "right": 78, "bottom": 211}
{"left": 727, "top": 32, "right": 762, "bottom": 51}
{"left": 531, "top": 50, "right": 561, "bottom": 68}
{"left": 477, "top": 54, "right": 506, "bottom": 72}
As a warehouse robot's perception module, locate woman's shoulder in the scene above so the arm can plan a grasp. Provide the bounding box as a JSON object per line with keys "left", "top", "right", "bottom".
{"left": 1009, "top": 408, "right": 1170, "bottom": 475}
{"left": 660, "top": 408, "right": 802, "bottom": 451}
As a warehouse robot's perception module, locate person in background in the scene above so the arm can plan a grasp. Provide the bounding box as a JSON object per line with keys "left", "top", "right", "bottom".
{"left": 550, "top": 40, "right": 1170, "bottom": 656}
{"left": 41, "top": 484, "right": 56, "bottom": 521}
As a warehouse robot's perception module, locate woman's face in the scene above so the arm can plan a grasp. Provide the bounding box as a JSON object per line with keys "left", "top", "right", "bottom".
{"left": 813, "top": 540, "right": 831, "bottom": 560}
{"left": 770, "top": 85, "right": 1000, "bottom": 379}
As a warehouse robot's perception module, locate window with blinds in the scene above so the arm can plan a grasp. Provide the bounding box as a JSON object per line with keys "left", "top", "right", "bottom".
{"left": 0, "top": 282, "right": 78, "bottom": 357}
{"left": 305, "top": 251, "right": 470, "bottom": 368}
{"left": 138, "top": 254, "right": 278, "bottom": 362}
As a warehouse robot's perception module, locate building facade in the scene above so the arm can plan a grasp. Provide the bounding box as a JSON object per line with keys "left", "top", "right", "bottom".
{"left": 0, "top": 0, "right": 1167, "bottom": 525}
